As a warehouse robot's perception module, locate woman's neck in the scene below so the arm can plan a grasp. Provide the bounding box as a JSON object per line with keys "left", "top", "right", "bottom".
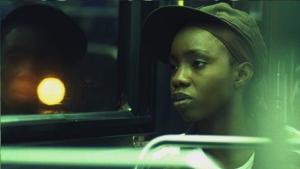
{"left": 193, "top": 92, "right": 254, "bottom": 168}
{"left": 195, "top": 92, "right": 250, "bottom": 136}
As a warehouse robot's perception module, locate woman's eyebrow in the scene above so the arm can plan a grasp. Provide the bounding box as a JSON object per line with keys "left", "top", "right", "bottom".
{"left": 183, "top": 49, "right": 211, "bottom": 60}
{"left": 169, "top": 54, "right": 178, "bottom": 63}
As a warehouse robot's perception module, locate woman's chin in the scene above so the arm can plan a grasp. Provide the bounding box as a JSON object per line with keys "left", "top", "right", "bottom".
{"left": 178, "top": 109, "right": 209, "bottom": 122}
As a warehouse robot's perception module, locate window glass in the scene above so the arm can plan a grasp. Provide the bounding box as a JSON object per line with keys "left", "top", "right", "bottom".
{"left": 1, "top": 0, "right": 120, "bottom": 114}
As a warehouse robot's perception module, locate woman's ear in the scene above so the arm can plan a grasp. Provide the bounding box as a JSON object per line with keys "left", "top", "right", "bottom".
{"left": 234, "top": 62, "right": 254, "bottom": 88}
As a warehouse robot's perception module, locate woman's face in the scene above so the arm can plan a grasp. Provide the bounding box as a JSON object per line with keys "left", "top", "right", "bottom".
{"left": 170, "top": 26, "right": 236, "bottom": 122}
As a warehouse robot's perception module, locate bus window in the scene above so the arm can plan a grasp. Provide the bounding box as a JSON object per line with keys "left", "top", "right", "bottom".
{"left": 1, "top": 0, "right": 119, "bottom": 114}
{"left": 1, "top": 0, "right": 154, "bottom": 144}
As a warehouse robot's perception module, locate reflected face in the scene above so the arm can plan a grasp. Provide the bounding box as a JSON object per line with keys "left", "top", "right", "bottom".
{"left": 170, "top": 26, "right": 235, "bottom": 122}
{"left": 2, "top": 26, "right": 61, "bottom": 110}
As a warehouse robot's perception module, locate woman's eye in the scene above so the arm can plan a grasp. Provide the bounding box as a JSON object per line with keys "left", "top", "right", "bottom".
{"left": 170, "top": 63, "right": 178, "bottom": 72}
{"left": 192, "top": 60, "right": 207, "bottom": 69}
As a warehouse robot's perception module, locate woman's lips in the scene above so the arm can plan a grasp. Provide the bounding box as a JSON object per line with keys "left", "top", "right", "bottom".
{"left": 173, "top": 98, "right": 193, "bottom": 107}
{"left": 172, "top": 92, "right": 193, "bottom": 108}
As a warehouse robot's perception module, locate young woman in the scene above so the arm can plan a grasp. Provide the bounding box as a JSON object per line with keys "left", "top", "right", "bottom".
{"left": 142, "top": 2, "right": 299, "bottom": 168}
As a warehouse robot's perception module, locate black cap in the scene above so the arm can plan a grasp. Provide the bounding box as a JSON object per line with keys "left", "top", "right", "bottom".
{"left": 142, "top": 2, "right": 266, "bottom": 71}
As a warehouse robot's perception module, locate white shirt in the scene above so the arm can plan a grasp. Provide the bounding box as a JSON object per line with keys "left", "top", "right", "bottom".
{"left": 152, "top": 146, "right": 254, "bottom": 169}
{"left": 149, "top": 126, "right": 299, "bottom": 169}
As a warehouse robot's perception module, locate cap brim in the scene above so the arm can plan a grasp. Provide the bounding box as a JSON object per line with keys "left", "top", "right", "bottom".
{"left": 142, "top": 5, "right": 230, "bottom": 63}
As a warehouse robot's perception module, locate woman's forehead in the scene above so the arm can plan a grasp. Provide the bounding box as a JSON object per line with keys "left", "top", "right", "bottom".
{"left": 170, "top": 26, "right": 231, "bottom": 61}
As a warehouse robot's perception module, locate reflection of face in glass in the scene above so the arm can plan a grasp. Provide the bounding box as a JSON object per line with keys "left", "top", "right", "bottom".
{"left": 2, "top": 26, "right": 62, "bottom": 112}
{"left": 170, "top": 26, "right": 235, "bottom": 122}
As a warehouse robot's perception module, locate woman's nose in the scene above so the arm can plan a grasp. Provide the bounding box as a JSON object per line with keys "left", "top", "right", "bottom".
{"left": 171, "top": 66, "right": 191, "bottom": 89}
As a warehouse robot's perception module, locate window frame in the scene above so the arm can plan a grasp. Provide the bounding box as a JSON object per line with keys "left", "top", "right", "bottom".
{"left": 1, "top": 1, "right": 159, "bottom": 144}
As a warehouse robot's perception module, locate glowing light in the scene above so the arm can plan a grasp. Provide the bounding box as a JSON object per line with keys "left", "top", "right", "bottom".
{"left": 37, "top": 77, "right": 65, "bottom": 105}
{"left": 177, "top": 0, "right": 184, "bottom": 6}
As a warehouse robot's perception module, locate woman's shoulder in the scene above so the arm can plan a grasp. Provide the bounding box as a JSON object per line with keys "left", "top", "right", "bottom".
{"left": 285, "top": 125, "right": 300, "bottom": 155}
{"left": 285, "top": 126, "right": 300, "bottom": 169}
{"left": 285, "top": 125, "right": 300, "bottom": 140}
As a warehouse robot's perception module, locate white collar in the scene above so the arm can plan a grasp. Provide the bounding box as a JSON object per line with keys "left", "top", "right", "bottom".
{"left": 152, "top": 146, "right": 255, "bottom": 169}
{"left": 179, "top": 133, "right": 255, "bottom": 169}
{"left": 236, "top": 153, "right": 255, "bottom": 169}
{"left": 192, "top": 149, "right": 255, "bottom": 169}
